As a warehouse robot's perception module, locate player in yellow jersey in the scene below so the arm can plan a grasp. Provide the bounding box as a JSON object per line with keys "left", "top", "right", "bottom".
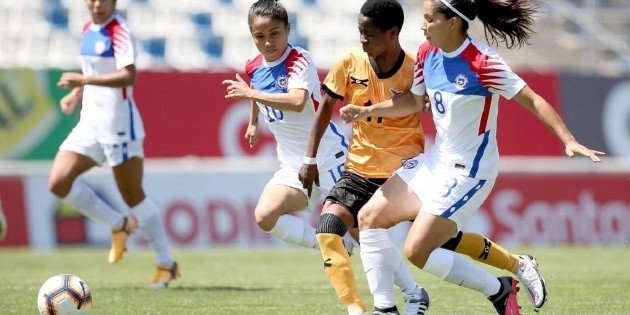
{"left": 299, "top": 1, "right": 545, "bottom": 314}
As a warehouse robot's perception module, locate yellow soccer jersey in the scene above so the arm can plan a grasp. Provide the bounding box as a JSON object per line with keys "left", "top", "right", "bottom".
{"left": 323, "top": 47, "right": 424, "bottom": 179}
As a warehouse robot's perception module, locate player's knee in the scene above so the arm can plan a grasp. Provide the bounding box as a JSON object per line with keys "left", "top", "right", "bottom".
{"left": 403, "top": 239, "right": 431, "bottom": 269}
{"left": 119, "top": 188, "right": 145, "bottom": 207}
{"left": 357, "top": 205, "right": 381, "bottom": 230}
{"left": 48, "top": 177, "right": 71, "bottom": 198}
{"left": 254, "top": 208, "right": 277, "bottom": 232}
{"left": 316, "top": 213, "right": 347, "bottom": 236}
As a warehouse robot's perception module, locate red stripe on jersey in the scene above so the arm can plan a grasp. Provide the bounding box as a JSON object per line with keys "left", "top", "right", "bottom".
{"left": 478, "top": 95, "right": 491, "bottom": 135}
{"left": 122, "top": 86, "right": 127, "bottom": 100}
{"left": 460, "top": 44, "right": 510, "bottom": 93}
{"left": 414, "top": 42, "right": 438, "bottom": 86}
{"left": 245, "top": 54, "right": 264, "bottom": 79}
{"left": 81, "top": 21, "right": 90, "bottom": 34}
{"left": 104, "top": 19, "right": 131, "bottom": 57}
{"left": 285, "top": 48, "right": 309, "bottom": 79}
{"left": 311, "top": 92, "right": 319, "bottom": 111}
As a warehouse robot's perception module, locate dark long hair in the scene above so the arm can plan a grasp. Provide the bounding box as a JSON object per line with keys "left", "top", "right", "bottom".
{"left": 433, "top": 0, "right": 539, "bottom": 49}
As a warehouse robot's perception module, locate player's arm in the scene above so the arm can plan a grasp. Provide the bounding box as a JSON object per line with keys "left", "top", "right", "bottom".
{"left": 339, "top": 92, "right": 423, "bottom": 123}
{"left": 299, "top": 90, "right": 338, "bottom": 197}
{"left": 513, "top": 85, "right": 604, "bottom": 162}
{"left": 57, "top": 65, "right": 136, "bottom": 89}
{"left": 223, "top": 73, "right": 308, "bottom": 112}
{"left": 247, "top": 88, "right": 308, "bottom": 112}
{"left": 245, "top": 89, "right": 261, "bottom": 148}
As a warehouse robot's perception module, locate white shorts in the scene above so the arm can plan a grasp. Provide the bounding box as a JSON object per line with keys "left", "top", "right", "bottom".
{"left": 268, "top": 161, "right": 343, "bottom": 208}
{"left": 59, "top": 128, "right": 144, "bottom": 167}
{"left": 395, "top": 153, "right": 495, "bottom": 231}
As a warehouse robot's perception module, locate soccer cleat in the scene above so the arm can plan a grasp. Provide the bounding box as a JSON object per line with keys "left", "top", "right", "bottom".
{"left": 343, "top": 232, "right": 357, "bottom": 256}
{"left": 516, "top": 255, "right": 548, "bottom": 309}
{"left": 149, "top": 261, "right": 181, "bottom": 289}
{"left": 107, "top": 216, "right": 138, "bottom": 264}
{"left": 403, "top": 287, "right": 430, "bottom": 315}
{"left": 490, "top": 277, "right": 521, "bottom": 315}
{"left": 372, "top": 305, "right": 400, "bottom": 315}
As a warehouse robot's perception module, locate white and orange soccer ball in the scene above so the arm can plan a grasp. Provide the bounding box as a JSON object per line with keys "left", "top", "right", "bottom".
{"left": 37, "top": 274, "right": 92, "bottom": 315}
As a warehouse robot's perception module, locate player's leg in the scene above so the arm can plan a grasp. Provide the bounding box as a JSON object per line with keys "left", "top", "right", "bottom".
{"left": 442, "top": 231, "right": 547, "bottom": 309}
{"left": 0, "top": 196, "right": 7, "bottom": 240}
{"left": 358, "top": 175, "right": 429, "bottom": 314}
{"left": 49, "top": 146, "right": 128, "bottom": 234}
{"left": 442, "top": 232, "right": 519, "bottom": 274}
{"left": 316, "top": 200, "right": 366, "bottom": 315}
{"left": 402, "top": 170, "right": 520, "bottom": 315}
{"left": 405, "top": 212, "right": 519, "bottom": 315}
{"left": 111, "top": 142, "right": 178, "bottom": 288}
{"left": 254, "top": 177, "right": 316, "bottom": 248}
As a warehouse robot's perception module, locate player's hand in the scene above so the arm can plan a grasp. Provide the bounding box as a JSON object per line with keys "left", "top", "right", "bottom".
{"left": 422, "top": 93, "right": 432, "bottom": 113}
{"left": 298, "top": 163, "right": 320, "bottom": 198}
{"left": 339, "top": 104, "right": 368, "bottom": 124}
{"left": 222, "top": 73, "right": 252, "bottom": 100}
{"left": 565, "top": 141, "right": 605, "bottom": 163}
{"left": 244, "top": 124, "right": 259, "bottom": 148}
{"left": 57, "top": 72, "right": 86, "bottom": 88}
{"left": 59, "top": 93, "right": 79, "bottom": 115}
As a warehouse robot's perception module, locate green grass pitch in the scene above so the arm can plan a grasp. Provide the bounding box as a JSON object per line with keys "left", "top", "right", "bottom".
{"left": 1, "top": 246, "right": 628, "bottom": 314}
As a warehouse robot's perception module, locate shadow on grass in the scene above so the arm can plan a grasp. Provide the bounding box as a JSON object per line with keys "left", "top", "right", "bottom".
{"left": 171, "top": 286, "right": 274, "bottom": 292}
{"left": 97, "top": 286, "right": 274, "bottom": 292}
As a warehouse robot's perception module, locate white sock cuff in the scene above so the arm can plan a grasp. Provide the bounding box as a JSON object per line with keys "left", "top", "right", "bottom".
{"left": 359, "top": 228, "right": 393, "bottom": 252}
{"left": 268, "top": 214, "right": 299, "bottom": 235}
{"left": 131, "top": 198, "right": 158, "bottom": 221}
{"left": 63, "top": 181, "right": 86, "bottom": 203}
{"left": 424, "top": 248, "right": 455, "bottom": 279}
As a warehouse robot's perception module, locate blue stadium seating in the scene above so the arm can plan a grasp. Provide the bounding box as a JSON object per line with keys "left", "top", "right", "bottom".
{"left": 143, "top": 37, "right": 166, "bottom": 58}
{"left": 200, "top": 35, "right": 224, "bottom": 59}
{"left": 45, "top": 6, "right": 69, "bottom": 29}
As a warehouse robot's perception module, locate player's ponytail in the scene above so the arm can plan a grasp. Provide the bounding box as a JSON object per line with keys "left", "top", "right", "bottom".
{"left": 473, "top": 0, "right": 538, "bottom": 48}
{"left": 434, "top": 0, "right": 538, "bottom": 49}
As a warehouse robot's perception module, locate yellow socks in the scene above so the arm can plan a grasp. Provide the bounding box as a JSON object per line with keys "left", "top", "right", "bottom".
{"left": 316, "top": 233, "right": 367, "bottom": 313}
{"left": 455, "top": 232, "right": 520, "bottom": 273}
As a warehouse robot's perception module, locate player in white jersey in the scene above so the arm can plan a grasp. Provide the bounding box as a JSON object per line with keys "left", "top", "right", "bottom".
{"left": 49, "top": 0, "right": 179, "bottom": 289}
{"left": 339, "top": 0, "right": 604, "bottom": 314}
{"left": 222, "top": 0, "right": 349, "bottom": 249}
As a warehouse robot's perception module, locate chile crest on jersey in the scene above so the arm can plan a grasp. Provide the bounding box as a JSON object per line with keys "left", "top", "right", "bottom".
{"left": 275, "top": 74, "right": 288, "bottom": 91}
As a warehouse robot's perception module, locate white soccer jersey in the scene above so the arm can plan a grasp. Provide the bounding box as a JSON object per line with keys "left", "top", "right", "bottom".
{"left": 411, "top": 38, "right": 526, "bottom": 179}
{"left": 78, "top": 13, "right": 145, "bottom": 144}
{"left": 245, "top": 46, "right": 348, "bottom": 170}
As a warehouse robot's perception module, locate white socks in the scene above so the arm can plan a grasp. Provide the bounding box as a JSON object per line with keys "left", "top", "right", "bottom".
{"left": 424, "top": 247, "right": 500, "bottom": 297}
{"left": 360, "top": 229, "right": 399, "bottom": 309}
{"left": 268, "top": 214, "right": 318, "bottom": 249}
{"left": 63, "top": 181, "right": 123, "bottom": 229}
{"left": 130, "top": 198, "right": 173, "bottom": 266}
{"left": 360, "top": 228, "right": 502, "bottom": 308}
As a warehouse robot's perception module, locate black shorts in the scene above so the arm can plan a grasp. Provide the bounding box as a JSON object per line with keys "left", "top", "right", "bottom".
{"left": 325, "top": 172, "right": 388, "bottom": 228}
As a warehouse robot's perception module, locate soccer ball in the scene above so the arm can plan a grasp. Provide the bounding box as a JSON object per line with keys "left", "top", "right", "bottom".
{"left": 37, "top": 274, "right": 92, "bottom": 315}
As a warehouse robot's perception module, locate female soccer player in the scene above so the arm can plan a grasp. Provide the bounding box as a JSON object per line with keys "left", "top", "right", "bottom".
{"left": 49, "top": 0, "right": 179, "bottom": 288}
{"left": 339, "top": 0, "right": 604, "bottom": 314}
{"left": 222, "top": 0, "right": 350, "bottom": 251}
{"left": 302, "top": 1, "right": 550, "bottom": 314}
